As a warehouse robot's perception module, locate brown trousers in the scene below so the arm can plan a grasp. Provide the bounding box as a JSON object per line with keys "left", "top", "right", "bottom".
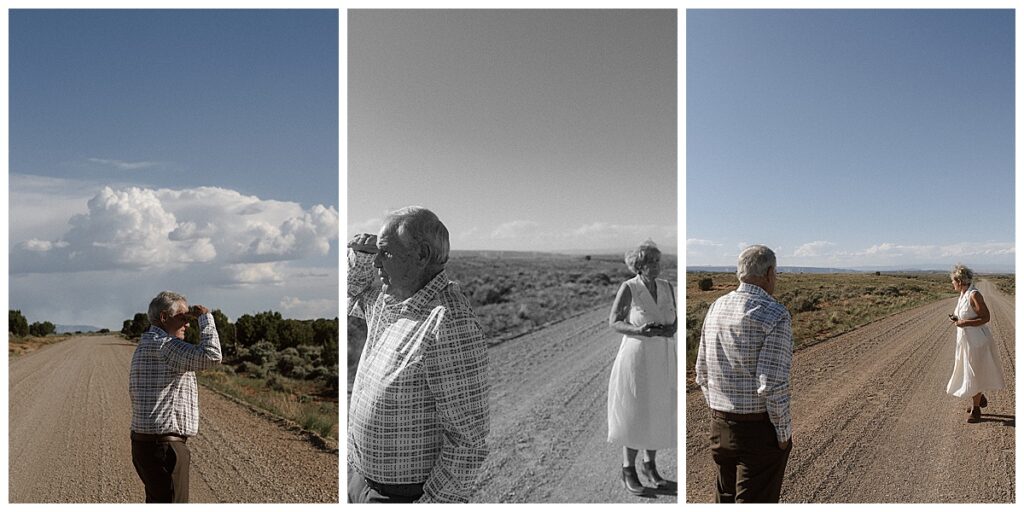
{"left": 710, "top": 415, "right": 791, "bottom": 503}
{"left": 131, "top": 437, "right": 190, "bottom": 503}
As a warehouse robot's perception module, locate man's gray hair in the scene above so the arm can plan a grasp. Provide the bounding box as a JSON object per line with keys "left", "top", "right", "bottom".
{"left": 737, "top": 245, "right": 776, "bottom": 282}
{"left": 950, "top": 263, "right": 974, "bottom": 285}
{"left": 148, "top": 291, "right": 187, "bottom": 324}
{"left": 625, "top": 240, "right": 661, "bottom": 275}
{"left": 382, "top": 206, "right": 450, "bottom": 268}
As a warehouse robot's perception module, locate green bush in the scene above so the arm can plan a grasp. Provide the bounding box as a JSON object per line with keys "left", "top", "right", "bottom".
{"left": 9, "top": 310, "right": 29, "bottom": 337}
{"left": 698, "top": 277, "right": 713, "bottom": 291}
{"left": 29, "top": 321, "right": 55, "bottom": 337}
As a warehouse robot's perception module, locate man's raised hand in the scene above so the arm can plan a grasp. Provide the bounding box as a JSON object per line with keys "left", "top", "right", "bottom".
{"left": 348, "top": 233, "right": 379, "bottom": 254}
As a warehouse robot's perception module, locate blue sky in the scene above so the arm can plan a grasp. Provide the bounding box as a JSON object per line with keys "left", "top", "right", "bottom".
{"left": 9, "top": 10, "right": 339, "bottom": 328}
{"left": 348, "top": 10, "right": 677, "bottom": 254}
{"left": 687, "top": 10, "right": 1014, "bottom": 271}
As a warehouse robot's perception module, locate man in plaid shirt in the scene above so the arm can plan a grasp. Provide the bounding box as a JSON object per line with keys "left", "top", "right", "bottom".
{"left": 129, "top": 291, "right": 221, "bottom": 503}
{"left": 696, "top": 245, "right": 792, "bottom": 503}
{"left": 347, "top": 206, "right": 490, "bottom": 503}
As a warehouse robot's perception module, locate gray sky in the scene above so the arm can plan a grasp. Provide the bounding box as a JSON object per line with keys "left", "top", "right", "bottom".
{"left": 348, "top": 9, "right": 677, "bottom": 253}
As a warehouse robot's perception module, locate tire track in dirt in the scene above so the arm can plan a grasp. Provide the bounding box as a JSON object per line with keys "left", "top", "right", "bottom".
{"left": 9, "top": 334, "right": 338, "bottom": 503}
{"left": 686, "top": 280, "right": 1014, "bottom": 503}
{"left": 473, "top": 307, "right": 678, "bottom": 503}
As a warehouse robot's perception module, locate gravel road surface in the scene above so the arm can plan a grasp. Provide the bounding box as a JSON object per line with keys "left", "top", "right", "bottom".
{"left": 686, "top": 280, "right": 1015, "bottom": 503}
{"left": 473, "top": 308, "right": 678, "bottom": 503}
{"left": 9, "top": 334, "right": 338, "bottom": 503}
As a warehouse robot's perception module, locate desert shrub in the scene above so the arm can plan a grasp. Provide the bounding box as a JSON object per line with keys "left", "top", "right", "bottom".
{"left": 265, "top": 374, "right": 289, "bottom": 392}
{"left": 879, "top": 286, "right": 901, "bottom": 297}
{"left": 277, "top": 347, "right": 308, "bottom": 378}
{"left": 471, "top": 284, "right": 510, "bottom": 306}
{"left": 584, "top": 272, "right": 611, "bottom": 286}
{"left": 9, "top": 310, "right": 29, "bottom": 337}
{"left": 99, "top": 328, "right": 110, "bottom": 334}
{"left": 29, "top": 321, "right": 56, "bottom": 337}
{"left": 698, "top": 277, "right": 713, "bottom": 291}
{"left": 246, "top": 340, "right": 278, "bottom": 366}
{"left": 241, "top": 361, "right": 269, "bottom": 379}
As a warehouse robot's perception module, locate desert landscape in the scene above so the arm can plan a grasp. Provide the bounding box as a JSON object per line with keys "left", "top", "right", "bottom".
{"left": 685, "top": 276, "right": 1015, "bottom": 502}
{"left": 8, "top": 333, "right": 339, "bottom": 503}
{"left": 349, "top": 251, "right": 680, "bottom": 503}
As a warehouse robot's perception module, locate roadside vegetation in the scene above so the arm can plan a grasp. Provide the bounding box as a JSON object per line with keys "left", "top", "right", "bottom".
{"left": 685, "top": 271, "right": 959, "bottom": 370}
{"left": 121, "top": 310, "right": 339, "bottom": 441}
{"left": 348, "top": 251, "right": 679, "bottom": 391}
{"left": 8, "top": 310, "right": 71, "bottom": 357}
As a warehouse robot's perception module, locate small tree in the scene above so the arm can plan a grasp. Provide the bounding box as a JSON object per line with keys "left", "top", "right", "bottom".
{"left": 29, "top": 321, "right": 55, "bottom": 337}
{"left": 9, "top": 310, "right": 29, "bottom": 337}
{"left": 698, "top": 277, "right": 714, "bottom": 291}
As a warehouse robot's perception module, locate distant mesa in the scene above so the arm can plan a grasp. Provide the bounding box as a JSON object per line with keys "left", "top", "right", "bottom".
{"left": 56, "top": 321, "right": 105, "bottom": 333}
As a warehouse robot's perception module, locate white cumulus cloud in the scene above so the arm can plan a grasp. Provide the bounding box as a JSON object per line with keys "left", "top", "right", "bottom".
{"left": 491, "top": 220, "right": 540, "bottom": 239}
{"left": 793, "top": 240, "right": 837, "bottom": 257}
{"left": 10, "top": 185, "right": 338, "bottom": 279}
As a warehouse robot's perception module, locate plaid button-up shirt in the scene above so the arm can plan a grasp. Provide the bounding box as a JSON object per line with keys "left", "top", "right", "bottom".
{"left": 129, "top": 313, "right": 222, "bottom": 436}
{"left": 347, "top": 250, "right": 490, "bottom": 503}
{"left": 696, "top": 282, "right": 793, "bottom": 443}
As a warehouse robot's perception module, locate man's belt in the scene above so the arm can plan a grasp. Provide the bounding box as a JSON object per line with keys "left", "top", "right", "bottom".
{"left": 130, "top": 431, "right": 188, "bottom": 443}
{"left": 364, "top": 477, "right": 425, "bottom": 499}
{"left": 712, "top": 409, "right": 770, "bottom": 422}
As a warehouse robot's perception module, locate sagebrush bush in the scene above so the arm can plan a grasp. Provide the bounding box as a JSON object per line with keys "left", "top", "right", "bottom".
{"left": 698, "top": 277, "right": 713, "bottom": 291}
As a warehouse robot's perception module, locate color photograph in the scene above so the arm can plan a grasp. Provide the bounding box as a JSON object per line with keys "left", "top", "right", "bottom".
{"left": 8, "top": 9, "right": 340, "bottom": 503}
{"left": 686, "top": 9, "right": 1014, "bottom": 503}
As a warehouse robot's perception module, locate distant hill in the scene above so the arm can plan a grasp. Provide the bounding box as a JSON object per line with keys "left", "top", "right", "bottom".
{"left": 689, "top": 265, "right": 1014, "bottom": 275}
{"left": 688, "top": 266, "right": 858, "bottom": 274}
{"left": 55, "top": 324, "right": 105, "bottom": 334}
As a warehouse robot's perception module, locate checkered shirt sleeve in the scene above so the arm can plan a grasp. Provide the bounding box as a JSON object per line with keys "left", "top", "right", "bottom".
{"left": 696, "top": 283, "right": 793, "bottom": 443}
{"left": 129, "top": 313, "right": 221, "bottom": 436}
{"left": 347, "top": 249, "right": 379, "bottom": 319}
{"left": 161, "top": 313, "right": 222, "bottom": 372}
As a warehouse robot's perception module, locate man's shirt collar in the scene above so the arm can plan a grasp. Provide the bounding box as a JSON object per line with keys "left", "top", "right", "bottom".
{"left": 383, "top": 270, "right": 450, "bottom": 310}
{"left": 737, "top": 281, "right": 772, "bottom": 299}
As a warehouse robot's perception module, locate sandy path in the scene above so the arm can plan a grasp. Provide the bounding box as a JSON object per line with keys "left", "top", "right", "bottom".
{"left": 685, "top": 280, "right": 1015, "bottom": 503}
{"left": 473, "top": 308, "right": 678, "bottom": 503}
{"left": 9, "top": 334, "right": 338, "bottom": 503}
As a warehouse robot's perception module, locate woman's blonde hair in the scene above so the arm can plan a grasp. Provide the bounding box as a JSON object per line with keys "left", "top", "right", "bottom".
{"left": 950, "top": 263, "right": 974, "bottom": 286}
{"left": 625, "top": 240, "right": 660, "bottom": 275}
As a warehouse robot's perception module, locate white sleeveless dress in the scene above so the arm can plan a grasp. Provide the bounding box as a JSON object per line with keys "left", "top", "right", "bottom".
{"left": 607, "top": 276, "right": 677, "bottom": 449}
{"left": 945, "top": 286, "right": 1005, "bottom": 398}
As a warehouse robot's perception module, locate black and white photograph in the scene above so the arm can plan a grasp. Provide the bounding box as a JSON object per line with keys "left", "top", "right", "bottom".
{"left": 347, "top": 9, "right": 678, "bottom": 503}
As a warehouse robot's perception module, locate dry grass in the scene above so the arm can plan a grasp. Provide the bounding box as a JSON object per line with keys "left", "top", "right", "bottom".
{"left": 199, "top": 366, "right": 338, "bottom": 441}
{"left": 686, "top": 271, "right": 957, "bottom": 370}
{"left": 9, "top": 334, "right": 73, "bottom": 357}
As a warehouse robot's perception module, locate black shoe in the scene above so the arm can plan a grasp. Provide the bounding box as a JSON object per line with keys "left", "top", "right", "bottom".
{"left": 639, "top": 460, "right": 676, "bottom": 490}
{"left": 621, "top": 466, "right": 645, "bottom": 495}
{"left": 967, "top": 406, "right": 982, "bottom": 423}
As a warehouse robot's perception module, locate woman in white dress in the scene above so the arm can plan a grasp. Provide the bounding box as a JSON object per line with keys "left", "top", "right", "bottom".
{"left": 945, "top": 264, "right": 1005, "bottom": 423}
{"left": 607, "top": 240, "right": 677, "bottom": 495}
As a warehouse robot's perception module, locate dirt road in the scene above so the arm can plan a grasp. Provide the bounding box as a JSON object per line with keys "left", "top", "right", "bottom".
{"left": 686, "top": 280, "right": 1015, "bottom": 503}
{"left": 9, "top": 334, "right": 338, "bottom": 503}
{"left": 472, "top": 308, "right": 677, "bottom": 503}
